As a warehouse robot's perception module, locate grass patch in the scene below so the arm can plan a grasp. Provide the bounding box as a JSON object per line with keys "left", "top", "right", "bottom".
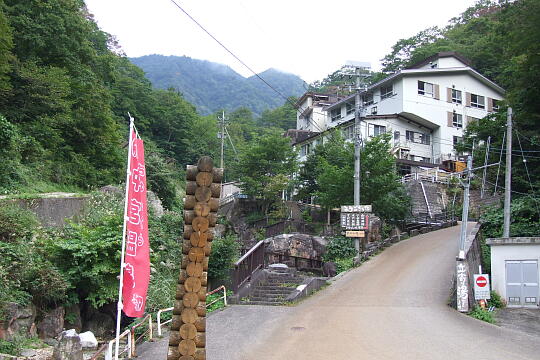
{"left": 469, "top": 306, "right": 495, "bottom": 324}
{"left": 206, "top": 290, "right": 233, "bottom": 313}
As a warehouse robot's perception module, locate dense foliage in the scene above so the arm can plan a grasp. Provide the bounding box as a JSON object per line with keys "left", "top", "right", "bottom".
{"left": 208, "top": 235, "right": 240, "bottom": 283}
{"left": 131, "top": 55, "right": 306, "bottom": 116}
{"left": 236, "top": 129, "right": 298, "bottom": 215}
{"left": 0, "top": 191, "right": 183, "bottom": 317}
{"left": 297, "top": 132, "right": 411, "bottom": 224}
{"left": 322, "top": 236, "right": 357, "bottom": 274}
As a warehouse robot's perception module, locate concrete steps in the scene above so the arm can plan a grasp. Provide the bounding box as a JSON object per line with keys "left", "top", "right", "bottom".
{"left": 239, "top": 271, "right": 305, "bottom": 306}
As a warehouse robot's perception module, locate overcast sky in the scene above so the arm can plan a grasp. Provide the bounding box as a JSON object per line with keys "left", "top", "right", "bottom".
{"left": 84, "top": 0, "right": 477, "bottom": 83}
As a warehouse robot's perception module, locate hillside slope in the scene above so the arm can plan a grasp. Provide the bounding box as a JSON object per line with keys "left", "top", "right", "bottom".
{"left": 130, "top": 55, "right": 306, "bottom": 115}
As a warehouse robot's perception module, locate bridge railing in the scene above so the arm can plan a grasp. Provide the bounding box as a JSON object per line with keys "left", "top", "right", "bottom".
{"left": 232, "top": 240, "right": 265, "bottom": 292}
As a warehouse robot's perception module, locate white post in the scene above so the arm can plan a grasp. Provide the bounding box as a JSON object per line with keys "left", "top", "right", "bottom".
{"left": 115, "top": 115, "right": 135, "bottom": 360}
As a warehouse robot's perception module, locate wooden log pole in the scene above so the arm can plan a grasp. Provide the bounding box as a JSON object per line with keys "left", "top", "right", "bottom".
{"left": 169, "top": 157, "right": 223, "bottom": 360}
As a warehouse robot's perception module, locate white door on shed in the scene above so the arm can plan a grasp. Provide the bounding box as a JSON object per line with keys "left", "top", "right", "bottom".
{"left": 505, "top": 260, "right": 539, "bottom": 307}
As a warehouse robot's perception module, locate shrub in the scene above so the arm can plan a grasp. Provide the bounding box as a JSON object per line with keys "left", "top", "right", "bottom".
{"left": 322, "top": 236, "right": 357, "bottom": 274}
{"left": 488, "top": 291, "right": 505, "bottom": 309}
{"left": 208, "top": 235, "right": 240, "bottom": 283}
{"left": 322, "top": 236, "right": 356, "bottom": 262}
{"left": 333, "top": 258, "right": 355, "bottom": 273}
{"left": 469, "top": 306, "right": 495, "bottom": 324}
{"left": 0, "top": 202, "right": 39, "bottom": 243}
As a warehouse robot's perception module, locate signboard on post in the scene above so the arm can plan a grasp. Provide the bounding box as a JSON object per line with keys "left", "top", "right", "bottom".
{"left": 345, "top": 230, "right": 365, "bottom": 238}
{"left": 456, "top": 261, "right": 469, "bottom": 312}
{"left": 473, "top": 274, "right": 491, "bottom": 300}
{"left": 341, "top": 205, "right": 372, "bottom": 213}
{"left": 340, "top": 213, "right": 369, "bottom": 230}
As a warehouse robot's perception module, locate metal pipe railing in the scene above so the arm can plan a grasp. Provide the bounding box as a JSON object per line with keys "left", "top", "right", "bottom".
{"left": 106, "top": 330, "right": 131, "bottom": 360}
{"left": 156, "top": 286, "right": 229, "bottom": 337}
{"left": 129, "top": 314, "right": 153, "bottom": 357}
{"left": 157, "top": 307, "right": 174, "bottom": 337}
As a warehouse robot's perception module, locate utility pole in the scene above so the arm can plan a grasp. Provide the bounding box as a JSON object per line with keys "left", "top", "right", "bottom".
{"left": 354, "top": 66, "right": 362, "bottom": 207}
{"left": 341, "top": 61, "right": 370, "bottom": 257}
{"left": 480, "top": 136, "right": 491, "bottom": 199}
{"left": 458, "top": 155, "right": 472, "bottom": 260}
{"left": 503, "top": 107, "right": 512, "bottom": 237}
{"left": 218, "top": 111, "right": 228, "bottom": 169}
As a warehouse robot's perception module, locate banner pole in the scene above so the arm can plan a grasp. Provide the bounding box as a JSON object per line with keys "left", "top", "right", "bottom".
{"left": 115, "top": 114, "right": 135, "bottom": 360}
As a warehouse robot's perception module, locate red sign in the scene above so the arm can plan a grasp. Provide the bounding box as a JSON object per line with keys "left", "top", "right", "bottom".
{"left": 476, "top": 275, "right": 488, "bottom": 288}
{"left": 122, "top": 130, "right": 150, "bottom": 317}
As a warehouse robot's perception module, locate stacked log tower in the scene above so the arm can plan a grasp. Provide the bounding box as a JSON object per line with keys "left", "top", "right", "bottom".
{"left": 168, "top": 156, "right": 222, "bottom": 360}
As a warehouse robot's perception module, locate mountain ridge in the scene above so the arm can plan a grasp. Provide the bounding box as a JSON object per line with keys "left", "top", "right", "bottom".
{"left": 130, "top": 55, "right": 306, "bottom": 115}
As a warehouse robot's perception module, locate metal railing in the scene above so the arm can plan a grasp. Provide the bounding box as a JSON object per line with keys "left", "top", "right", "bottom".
{"left": 105, "top": 330, "right": 131, "bottom": 360}
{"left": 205, "top": 285, "right": 228, "bottom": 308}
{"left": 157, "top": 307, "right": 174, "bottom": 337}
{"left": 401, "top": 168, "right": 456, "bottom": 184}
{"left": 232, "top": 240, "right": 265, "bottom": 291}
{"left": 103, "top": 314, "right": 152, "bottom": 360}
{"left": 129, "top": 314, "right": 153, "bottom": 357}
{"left": 156, "top": 286, "right": 228, "bottom": 336}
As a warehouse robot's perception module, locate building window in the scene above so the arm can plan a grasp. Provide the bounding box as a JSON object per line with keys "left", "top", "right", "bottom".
{"left": 418, "top": 81, "right": 434, "bottom": 97}
{"left": 492, "top": 99, "right": 499, "bottom": 111}
{"left": 363, "top": 93, "right": 374, "bottom": 106}
{"left": 452, "top": 89, "right": 462, "bottom": 104}
{"left": 342, "top": 125, "right": 354, "bottom": 140}
{"left": 453, "top": 113, "right": 463, "bottom": 128}
{"left": 346, "top": 101, "right": 355, "bottom": 115}
{"left": 470, "top": 93, "right": 485, "bottom": 109}
{"left": 453, "top": 136, "right": 462, "bottom": 146}
{"left": 370, "top": 124, "right": 386, "bottom": 137}
{"left": 406, "top": 130, "right": 430, "bottom": 145}
{"left": 380, "top": 84, "right": 393, "bottom": 100}
{"left": 300, "top": 143, "right": 312, "bottom": 156}
{"left": 303, "top": 115, "right": 311, "bottom": 128}
{"left": 330, "top": 108, "right": 342, "bottom": 122}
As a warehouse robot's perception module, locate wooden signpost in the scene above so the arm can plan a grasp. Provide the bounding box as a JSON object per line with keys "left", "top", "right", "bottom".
{"left": 168, "top": 156, "right": 222, "bottom": 360}
{"left": 340, "top": 205, "right": 371, "bottom": 256}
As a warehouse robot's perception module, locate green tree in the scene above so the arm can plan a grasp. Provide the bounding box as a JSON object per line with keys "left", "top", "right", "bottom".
{"left": 258, "top": 96, "right": 297, "bottom": 130}
{"left": 0, "top": 0, "right": 13, "bottom": 95}
{"left": 300, "top": 132, "right": 410, "bottom": 224}
{"left": 237, "top": 129, "right": 297, "bottom": 214}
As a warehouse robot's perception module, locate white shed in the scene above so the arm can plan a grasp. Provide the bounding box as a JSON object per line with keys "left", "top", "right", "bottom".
{"left": 486, "top": 237, "right": 540, "bottom": 307}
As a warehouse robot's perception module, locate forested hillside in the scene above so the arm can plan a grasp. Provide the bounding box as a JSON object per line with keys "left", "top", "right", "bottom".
{"left": 130, "top": 55, "right": 306, "bottom": 115}
{"left": 0, "top": 0, "right": 299, "bottom": 205}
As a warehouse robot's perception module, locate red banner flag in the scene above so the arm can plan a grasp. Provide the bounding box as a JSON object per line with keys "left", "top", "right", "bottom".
{"left": 122, "top": 130, "right": 150, "bottom": 317}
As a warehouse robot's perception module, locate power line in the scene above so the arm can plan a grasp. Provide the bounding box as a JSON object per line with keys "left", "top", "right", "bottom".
{"left": 166, "top": 0, "right": 325, "bottom": 133}
{"left": 515, "top": 130, "right": 540, "bottom": 214}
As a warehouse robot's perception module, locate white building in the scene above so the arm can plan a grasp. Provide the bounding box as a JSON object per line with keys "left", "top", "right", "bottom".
{"left": 487, "top": 237, "right": 540, "bottom": 307}
{"left": 291, "top": 52, "right": 505, "bottom": 174}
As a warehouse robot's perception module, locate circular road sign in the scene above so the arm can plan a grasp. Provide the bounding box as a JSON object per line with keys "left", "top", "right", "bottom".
{"left": 476, "top": 275, "right": 488, "bottom": 288}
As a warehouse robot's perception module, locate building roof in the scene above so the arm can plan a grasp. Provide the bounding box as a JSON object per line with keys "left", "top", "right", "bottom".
{"left": 324, "top": 53, "right": 505, "bottom": 111}
{"left": 285, "top": 129, "right": 321, "bottom": 146}
{"left": 405, "top": 51, "right": 473, "bottom": 69}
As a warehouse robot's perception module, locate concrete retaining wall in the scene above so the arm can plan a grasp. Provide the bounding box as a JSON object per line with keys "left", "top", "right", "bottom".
{"left": 3, "top": 195, "right": 89, "bottom": 227}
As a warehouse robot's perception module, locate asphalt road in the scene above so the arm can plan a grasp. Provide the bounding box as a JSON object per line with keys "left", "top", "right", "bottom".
{"left": 139, "top": 223, "right": 540, "bottom": 360}
{"left": 239, "top": 223, "right": 540, "bottom": 360}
